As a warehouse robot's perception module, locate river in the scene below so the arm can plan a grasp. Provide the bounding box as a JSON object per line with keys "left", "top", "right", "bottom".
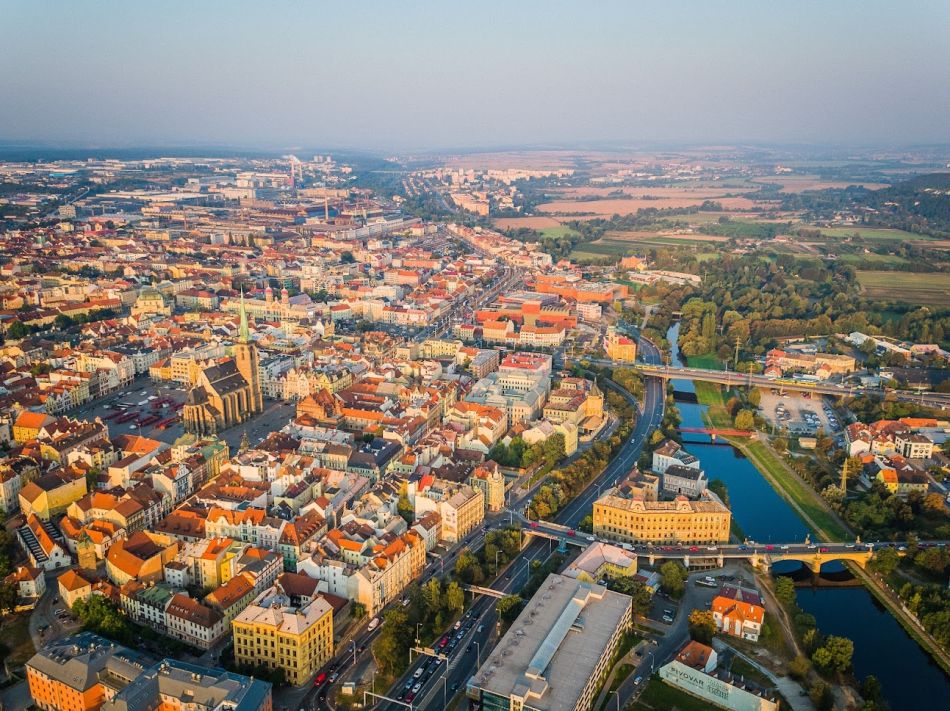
{"left": 664, "top": 323, "right": 949, "bottom": 709}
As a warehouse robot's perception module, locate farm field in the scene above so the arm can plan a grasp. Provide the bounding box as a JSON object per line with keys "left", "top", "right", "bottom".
{"left": 538, "top": 225, "right": 579, "bottom": 239}
{"left": 492, "top": 216, "right": 563, "bottom": 230}
{"left": 752, "top": 175, "right": 890, "bottom": 192}
{"left": 538, "top": 196, "right": 762, "bottom": 215}
{"left": 819, "top": 226, "right": 932, "bottom": 241}
{"left": 605, "top": 230, "right": 729, "bottom": 243}
{"left": 857, "top": 270, "right": 950, "bottom": 307}
{"left": 837, "top": 253, "right": 912, "bottom": 267}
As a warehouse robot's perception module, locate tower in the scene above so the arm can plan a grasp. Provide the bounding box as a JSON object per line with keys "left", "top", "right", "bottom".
{"left": 234, "top": 292, "right": 264, "bottom": 415}
{"left": 840, "top": 457, "right": 849, "bottom": 494}
{"left": 77, "top": 533, "right": 97, "bottom": 574}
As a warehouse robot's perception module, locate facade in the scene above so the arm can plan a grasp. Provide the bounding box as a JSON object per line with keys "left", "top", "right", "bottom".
{"left": 232, "top": 585, "right": 334, "bottom": 685}
{"left": 469, "top": 461, "right": 506, "bottom": 512}
{"left": 652, "top": 439, "right": 700, "bottom": 476}
{"left": 662, "top": 464, "right": 708, "bottom": 499}
{"left": 593, "top": 490, "right": 731, "bottom": 545}
{"left": 658, "top": 641, "right": 779, "bottom": 711}
{"left": 604, "top": 327, "right": 637, "bottom": 363}
{"left": 711, "top": 584, "right": 765, "bottom": 642}
{"left": 467, "top": 574, "right": 631, "bottom": 711}
{"left": 182, "top": 296, "right": 263, "bottom": 435}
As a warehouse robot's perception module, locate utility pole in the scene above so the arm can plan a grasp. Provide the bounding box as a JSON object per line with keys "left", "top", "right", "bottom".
{"left": 734, "top": 335, "right": 741, "bottom": 371}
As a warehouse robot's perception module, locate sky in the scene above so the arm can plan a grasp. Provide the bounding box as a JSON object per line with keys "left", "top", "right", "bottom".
{"left": 2, "top": 0, "right": 949, "bottom": 151}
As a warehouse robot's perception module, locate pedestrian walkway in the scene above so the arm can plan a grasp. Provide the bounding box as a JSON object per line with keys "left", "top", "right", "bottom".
{"left": 591, "top": 642, "right": 645, "bottom": 711}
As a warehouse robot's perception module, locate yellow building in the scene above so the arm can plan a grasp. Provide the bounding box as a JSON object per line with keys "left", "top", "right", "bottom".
{"left": 19, "top": 470, "right": 87, "bottom": 520}
{"left": 604, "top": 327, "right": 637, "bottom": 363}
{"left": 232, "top": 585, "right": 334, "bottom": 685}
{"left": 469, "top": 462, "right": 506, "bottom": 512}
{"left": 593, "top": 490, "right": 730, "bottom": 545}
{"left": 12, "top": 411, "right": 55, "bottom": 444}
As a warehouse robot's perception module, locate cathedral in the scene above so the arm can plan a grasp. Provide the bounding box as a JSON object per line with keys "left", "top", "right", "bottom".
{"left": 182, "top": 295, "right": 263, "bottom": 435}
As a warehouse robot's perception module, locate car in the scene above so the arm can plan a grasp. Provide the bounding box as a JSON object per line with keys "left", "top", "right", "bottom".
{"left": 781, "top": 545, "right": 789, "bottom": 551}
{"left": 662, "top": 615, "right": 673, "bottom": 623}
{"left": 586, "top": 535, "right": 595, "bottom": 542}
{"left": 634, "top": 676, "right": 643, "bottom": 686}
{"left": 530, "top": 521, "right": 538, "bottom": 528}
{"left": 819, "top": 547, "right": 829, "bottom": 553}
{"left": 689, "top": 546, "right": 699, "bottom": 552}
{"left": 845, "top": 543, "right": 855, "bottom": 549}
{"left": 438, "top": 636, "right": 449, "bottom": 648}
{"left": 357, "top": 644, "right": 366, "bottom": 653}
{"left": 404, "top": 679, "right": 414, "bottom": 690}
{"left": 454, "top": 621, "right": 462, "bottom": 630}
{"left": 452, "top": 681, "right": 461, "bottom": 691}
{"left": 414, "top": 668, "right": 425, "bottom": 679}
{"left": 477, "top": 624, "right": 484, "bottom": 633}
{"left": 412, "top": 683, "right": 422, "bottom": 694}
{"left": 566, "top": 530, "right": 576, "bottom": 537}
{"left": 405, "top": 692, "right": 416, "bottom": 703}
{"left": 706, "top": 545, "right": 717, "bottom": 551}
{"left": 328, "top": 672, "right": 339, "bottom": 683}
{"left": 314, "top": 672, "right": 327, "bottom": 686}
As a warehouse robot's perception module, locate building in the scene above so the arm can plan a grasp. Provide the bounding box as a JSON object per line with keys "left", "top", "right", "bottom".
{"left": 652, "top": 439, "right": 700, "bottom": 476}
{"left": 105, "top": 530, "right": 179, "bottom": 585}
{"left": 232, "top": 585, "right": 334, "bottom": 685}
{"left": 658, "top": 641, "right": 779, "bottom": 711}
{"left": 414, "top": 479, "right": 485, "bottom": 543}
{"left": 711, "top": 584, "right": 765, "bottom": 642}
{"left": 17, "top": 513, "right": 71, "bottom": 570}
{"left": 604, "top": 327, "right": 637, "bottom": 363}
{"left": 894, "top": 431, "right": 935, "bottom": 459}
{"left": 593, "top": 489, "right": 731, "bottom": 545}
{"left": 102, "top": 659, "right": 272, "bottom": 711}
{"left": 662, "top": 464, "right": 708, "bottom": 499}
{"left": 26, "top": 632, "right": 151, "bottom": 711}
{"left": 562, "top": 542, "right": 638, "bottom": 584}
{"left": 5, "top": 564, "right": 46, "bottom": 600}
{"left": 18, "top": 469, "right": 88, "bottom": 520}
{"left": 165, "top": 593, "right": 228, "bottom": 650}
{"left": 182, "top": 296, "right": 263, "bottom": 435}
{"left": 466, "top": 574, "right": 631, "bottom": 711}
{"left": 469, "top": 461, "right": 506, "bottom": 512}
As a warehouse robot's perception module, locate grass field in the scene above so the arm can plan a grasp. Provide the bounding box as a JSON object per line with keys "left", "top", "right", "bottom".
{"left": 857, "top": 270, "right": 950, "bottom": 307}
{"left": 837, "top": 253, "right": 911, "bottom": 267}
{"left": 539, "top": 225, "right": 579, "bottom": 239}
{"left": 694, "top": 381, "right": 734, "bottom": 429}
{"left": 683, "top": 352, "right": 723, "bottom": 370}
{"left": 3, "top": 613, "right": 35, "bottom": 668}
{"left": 820, "top": 227, "right": 930, "bottom": 241}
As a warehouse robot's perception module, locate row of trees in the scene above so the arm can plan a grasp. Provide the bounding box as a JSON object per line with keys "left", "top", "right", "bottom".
{"left": 453, "top": 528, "right": 523, "bottom": 586}
{"left": 488, "top": 433, "right": 565, "bottom": 472}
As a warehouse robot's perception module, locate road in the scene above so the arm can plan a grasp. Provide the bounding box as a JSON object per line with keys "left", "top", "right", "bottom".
{"left": 366, "top": 335, "right": 667, "bottom": 709}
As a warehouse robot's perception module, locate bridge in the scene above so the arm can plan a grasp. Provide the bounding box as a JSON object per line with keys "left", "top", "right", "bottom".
{"left": 678, "top": 426, "right": 754, "bottom": 437}
{"left": 461, "top": 584, "right": 507, "bottom": 599}
{"left": 515, "top": 513, "right": 938, "bottom": 573}
{"left": 577, "top": 359, "right": 950, "bottom": 410}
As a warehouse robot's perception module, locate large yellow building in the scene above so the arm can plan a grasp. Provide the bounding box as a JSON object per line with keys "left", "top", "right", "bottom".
{"left": 232, "top": 585, "right": 333, "bottom": 685}
{"left": 593, "top": 490, "right": 730, "bottom": 545}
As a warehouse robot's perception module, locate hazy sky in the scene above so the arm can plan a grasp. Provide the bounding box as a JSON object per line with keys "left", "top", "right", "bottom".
{"left": 2, "top": 0, "right": 949, "bottom": 150}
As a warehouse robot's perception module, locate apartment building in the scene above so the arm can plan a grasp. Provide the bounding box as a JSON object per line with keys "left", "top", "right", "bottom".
{"left": 232, "top": 585, "right": 334, "bottom": 685}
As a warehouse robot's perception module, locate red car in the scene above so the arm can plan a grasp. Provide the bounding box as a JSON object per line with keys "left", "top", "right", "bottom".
{"left": 566, "top": 530, "right": 576, "bottom": 537}
{"left": 765, "top": 545, "right": 775, "bottom": 551}
{"left": 314, "top": 672, "right": 327, "bottom": 686}
{"left": 689, "top": 546, "right": 699, "bottom": 552}
{"left": 819, "top": 547, "right": 829, "bottom": 553}
{"left": 530, "top": 521, "right": 538, "bottom": 528}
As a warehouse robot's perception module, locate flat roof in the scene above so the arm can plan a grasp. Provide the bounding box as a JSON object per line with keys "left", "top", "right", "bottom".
{"left": 469, "top": 573, "right": 630, "bottom": 711}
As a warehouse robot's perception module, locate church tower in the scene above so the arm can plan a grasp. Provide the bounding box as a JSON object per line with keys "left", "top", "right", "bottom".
{"left": 234, "top": 292, "right": 264, "bottom": 415}
{"left": 77, "top": 533, "right": 97, "bottom": 574}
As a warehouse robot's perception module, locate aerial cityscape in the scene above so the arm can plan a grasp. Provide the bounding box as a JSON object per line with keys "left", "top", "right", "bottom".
{"left": 1, "top": 3, "right": 949, "bottom": 711}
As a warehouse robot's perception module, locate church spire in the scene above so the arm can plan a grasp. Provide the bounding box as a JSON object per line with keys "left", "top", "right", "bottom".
{"left": 239, "top": 288, "right": 250, "bottom": 343}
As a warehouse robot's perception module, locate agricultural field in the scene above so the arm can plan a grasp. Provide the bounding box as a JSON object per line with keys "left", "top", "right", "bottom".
{"left": 538, "top": 195, "right": 762, "bottom": 215}
{"left": 819, "top": 226, "right": 934, "bottom": 242}
{"left": 538, "top": 225, "right": 580, "bottom": 239}
{"left": 752, "top": 175, "right": 890, "bottom": 193}
{"left": 837, "top": 253, "right": 912, "bottom": 267}
{"left": 857, "top": 270, "right": 950, "bottom": 307}
{"left": 492, "top": 216, "right": 563, "bottom": 230}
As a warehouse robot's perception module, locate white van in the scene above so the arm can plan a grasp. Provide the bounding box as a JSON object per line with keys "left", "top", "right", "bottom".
{"left": 367, "top": 617, "right": 380, "bottom": 631}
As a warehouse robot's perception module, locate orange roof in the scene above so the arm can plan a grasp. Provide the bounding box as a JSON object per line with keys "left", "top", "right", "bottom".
{"left": 58, "top": 569, "right": 93, "bottom": 592}
{"left": 14, "top": 411, "right": 50, "bottom": 430}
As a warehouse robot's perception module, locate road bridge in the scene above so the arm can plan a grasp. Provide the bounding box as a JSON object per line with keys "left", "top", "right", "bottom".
{"left": 678, "top": 426, "right": 754, "bottom": 437}
{"left": 577, "top": 358, "right": 950, "bottom": 410}
{"left": 516, "top": 513, "right": 937, "bottom": 573}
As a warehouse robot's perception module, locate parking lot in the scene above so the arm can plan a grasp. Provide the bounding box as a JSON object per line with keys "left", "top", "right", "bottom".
{"left": 758, "top": 390, "right": 842, "bottom": 436}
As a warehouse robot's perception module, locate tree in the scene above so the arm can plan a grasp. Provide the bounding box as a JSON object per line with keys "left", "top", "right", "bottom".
{"left": 397, "top": 494, "right": 415, "bottom": 525}
{"left": 422, "top": 578, "right": 442, "bottom": 612}
{"left": 734, "top": 409, "right": 755, "bottom": 430}
{"left": 340, "top": 251, "right": 355, "bottom": 263}
{"left": 746, "top": 388, "right": 762, "bottom": 408}
{"left": 610, "top": 578, "right": 654, "bottom": 616}
{"left": 351, "top": 602, "right": 367, "bottom": 619}
{"left": 5, "top": 320, "right": 28, "bottom": 339}
{"left": 869, "top": 546, "right": 900, "bottom": 577}
{"left": 659, "top": 561, "right": 686, "bottom": 598}
{"left": 688, "top": 609, "right": 716, "bottom": 644}
{"left": 0, "top": 582, "right": 17, "bottom": 614}
{"left": 446, "top": 581, "right": 465, "bottom": 614}
{"left": 788, "top": 655, "right": 810, "bottom": 681}
{"left": 923, "top": 493, "right": 947, "bottom": 516}
{"left": 810, "top": 680, "right": 835, "bottom": 711}
{"left": 496, "top": 595, "right": 523, "bottom": 624}
{"left": 812, "top": 635, "right": 854, "bottom": 674}
{"left": 774, "top": 576, "right": 796, "bottom": 607}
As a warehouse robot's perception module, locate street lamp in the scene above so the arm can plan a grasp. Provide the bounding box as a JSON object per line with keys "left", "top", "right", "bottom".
{"left": 441, "top": 673, "right": 448, "bottom": 708}
{"left": 416, "top": 622, "right": 422, "bottom": 646}
{"left": 610, "top": 690, "right": 620, "bottom": 711}
{"left": 474, "top": 640, "right": 481, "bottom": 666}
